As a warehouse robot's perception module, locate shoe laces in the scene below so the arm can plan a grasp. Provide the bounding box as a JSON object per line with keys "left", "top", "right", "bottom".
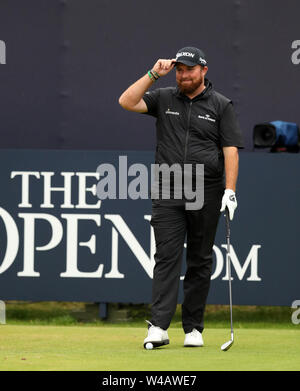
{"left": 145, "top": 320, "right": 162, "bottom": 334}
{"left": 190, "top": 328, "right": 200, "bottom": 337}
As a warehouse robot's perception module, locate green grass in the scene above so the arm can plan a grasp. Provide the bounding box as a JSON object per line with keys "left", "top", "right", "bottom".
{"left": 0, "top": 325, "right": 299, "bottom": 371}
{"left": 0, "top": 302, "right": 299, "bottom": 371}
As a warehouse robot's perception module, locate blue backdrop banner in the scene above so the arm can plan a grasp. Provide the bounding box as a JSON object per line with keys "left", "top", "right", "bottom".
{"left": 0, "top": 149, "right": 299, "bottom": 306}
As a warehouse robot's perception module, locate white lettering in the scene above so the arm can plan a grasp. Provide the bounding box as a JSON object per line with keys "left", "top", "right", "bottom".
{"left": 198, "top": 115, "right": 216, "bottom": 123}
{"left": 11, "top": 171, "right": 40, "bottom": 208}
{"left": 104, "top": 214, "right": 155, "bottom": 278}
{"left": 102, "top": 375, "right": 136, "bottom": 388}
{"left": 222, "top": 244, "right": 262, "bottom": 281}
{"left": 0, "top": 207, "right": 19, "bottom": 274}
{"left": 165, "top": 110, "right": 180, "bottom": 116}
{"left": 104, "top": 227, "right": 125, "bottom": 278}
{"left": 17, "top": 213, "right": 63, "bottom": 277}
{"left": 60, "top": 214, "right": 103, "bottom": 278}
{"left": 176, "top": 51, "right": 195, "bottom": 58}
{"left": 291, "top": 300, "right": 300, "bottom": 325}
{"left": 40, "top": 172, "right": 75, "bottom": 208}
{"left": 76, "top": 172, "right": 101, "bottom": 208}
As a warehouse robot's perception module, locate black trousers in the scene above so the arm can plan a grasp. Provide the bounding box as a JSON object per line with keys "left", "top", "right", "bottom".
{"left": 150, "top": 183, "right": 224, "bottom": 333}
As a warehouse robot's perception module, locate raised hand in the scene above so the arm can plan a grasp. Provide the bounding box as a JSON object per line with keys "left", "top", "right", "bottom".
{"left": 151, "top": 59, "right": 177, "bottom": 77}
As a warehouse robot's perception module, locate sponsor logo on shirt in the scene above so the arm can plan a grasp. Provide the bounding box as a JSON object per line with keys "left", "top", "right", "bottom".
{"left": 198, "top": 114, "right": 216, "bottom": 123}
{"left": 165, "top": 109, "right": 180, "bottom": 116}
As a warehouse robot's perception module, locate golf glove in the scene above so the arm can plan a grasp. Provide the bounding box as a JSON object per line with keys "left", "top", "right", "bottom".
{"left": 220, "top": 189, "right": 237, "bottom": 220}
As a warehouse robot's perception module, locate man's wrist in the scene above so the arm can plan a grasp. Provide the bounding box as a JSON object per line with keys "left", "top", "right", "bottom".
{"left": 147, "top": 69, "right": 160, "bottom": 82}
{"left": 151, "top": 70, "right": 160, "bottom": 79}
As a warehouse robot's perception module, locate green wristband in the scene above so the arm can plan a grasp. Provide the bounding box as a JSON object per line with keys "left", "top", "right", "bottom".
{"left": 152, "top": 70, "right": 160, "bottom": 79}
{"left": 148, "top": 70, "right": 155, "bottom": 81}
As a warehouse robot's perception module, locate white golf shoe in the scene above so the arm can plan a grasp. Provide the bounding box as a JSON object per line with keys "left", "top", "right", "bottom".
{"left": 184, "top": 328, "right": 204, "bottom": 347}
{"left": 143, "top": 321, "right": 169, "bottom": 349}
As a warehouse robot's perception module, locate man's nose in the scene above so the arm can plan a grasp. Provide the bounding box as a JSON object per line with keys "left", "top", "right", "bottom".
{"left": 181, "top": 70, "right": 190, "bottom": 78}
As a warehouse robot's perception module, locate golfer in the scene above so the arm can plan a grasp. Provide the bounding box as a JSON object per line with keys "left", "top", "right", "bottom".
{"left": 119, "top": 46, "right": 243, "bottom": 348}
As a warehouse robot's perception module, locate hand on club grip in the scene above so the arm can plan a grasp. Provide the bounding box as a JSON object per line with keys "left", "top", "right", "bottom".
{"left": 220, "top": 189, "right": 237, "bottom": 220}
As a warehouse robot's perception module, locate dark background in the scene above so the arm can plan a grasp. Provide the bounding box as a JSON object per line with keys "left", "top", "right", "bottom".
{"left": 0, "top": 0, "right": 299, "bottom": 151}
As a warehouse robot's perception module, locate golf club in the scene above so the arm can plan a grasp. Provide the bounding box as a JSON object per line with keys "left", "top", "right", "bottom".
{"left": 221, "top": 207, "right": 234, "bottom": 351}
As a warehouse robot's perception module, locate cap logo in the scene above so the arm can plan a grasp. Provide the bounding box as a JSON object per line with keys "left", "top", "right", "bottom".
{"left": 176, "top": 51, "right": 195, "bottom": 59}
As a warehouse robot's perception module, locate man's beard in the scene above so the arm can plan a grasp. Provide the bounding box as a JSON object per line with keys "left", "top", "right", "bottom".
{"left": 177, "top": 75, "right": 203, "bottom": 95}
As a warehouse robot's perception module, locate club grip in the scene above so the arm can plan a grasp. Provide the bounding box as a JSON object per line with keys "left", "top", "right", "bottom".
{"left": 225, "top": 207, "right": 230, "bottom": 238}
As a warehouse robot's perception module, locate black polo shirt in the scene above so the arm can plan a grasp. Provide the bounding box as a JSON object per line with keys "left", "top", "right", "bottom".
{"left": 143, "top": 79, "right": 244, "bottom": 184}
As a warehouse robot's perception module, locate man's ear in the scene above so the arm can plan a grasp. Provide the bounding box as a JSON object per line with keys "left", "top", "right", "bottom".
{"left": 202, "top": 66, "right": 208, "bottom": 75}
